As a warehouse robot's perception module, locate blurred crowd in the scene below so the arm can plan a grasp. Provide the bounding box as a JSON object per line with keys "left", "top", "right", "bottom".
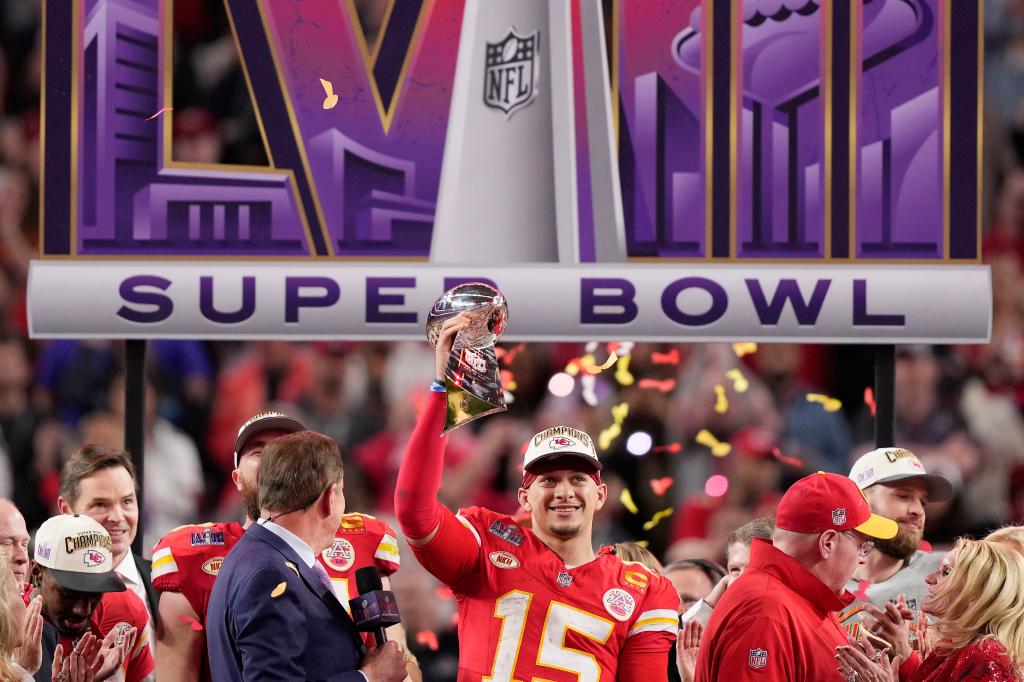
{"left": 4, "top": 0, "right": 1024, "bottom": 678}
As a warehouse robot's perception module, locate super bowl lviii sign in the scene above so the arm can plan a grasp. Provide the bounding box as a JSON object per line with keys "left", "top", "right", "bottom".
{"left": 30, "top": 0, "right": 989, "bottom": 342}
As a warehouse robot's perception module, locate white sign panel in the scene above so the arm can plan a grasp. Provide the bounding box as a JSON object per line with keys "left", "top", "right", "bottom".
{"left": 28, "top": 261, "right": 991, "bottom": 343}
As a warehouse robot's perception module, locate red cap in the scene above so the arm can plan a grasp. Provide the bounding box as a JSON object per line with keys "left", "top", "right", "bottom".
{"left": 776, "top": 472, "right": 897, "bottom": 539}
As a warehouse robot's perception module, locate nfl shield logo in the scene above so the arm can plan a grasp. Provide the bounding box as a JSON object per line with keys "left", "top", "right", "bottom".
{"left": 748, "top": 648, "right": 768, "bottom": 669}
{"left": 483, "top": 29, "right": 540, "bottom": 117}
{"left": 832, "top": 508, "right": 847, "bottom": 526}
{"left": 556, "top": 571, "right": 573, "bottom": 588}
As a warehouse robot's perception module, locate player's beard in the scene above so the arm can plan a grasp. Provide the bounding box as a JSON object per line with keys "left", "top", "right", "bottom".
{"left": 873, "top": 523, "right": 922, "bottom": 561}
{"left": 240, "top": 476, "right": 261, "bottom": 521}
{"left": 548, "top": 523, "right": 582, "bottom": 539}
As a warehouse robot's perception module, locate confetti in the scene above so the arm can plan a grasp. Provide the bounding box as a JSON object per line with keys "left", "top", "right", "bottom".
{"left": 638, "top": 378, "right": 676, "bottom": 393}
{"left": 271, "top": 582, "right": 288, "bottom": 598}
{"left": 651, "top": 349, "right": 680, "bottom": 365}
{"left": 434, "top": 586, "right": 454, "bottom": 600}
{"left": 649, "top": 477, "right": 674, "bottom": 496}
{"left": 852, "top": 579, "right": 872, "bottom": 601}
{"left": 732, "top": 342, "right": 758, "bottom": 357}
{"left": 642, "top": 508, "right": 674, "bottom": 531}
{"left": 725, "top": 368, "right": 749, "bottom": 393}
{"left": 806, "top": 393, "right": 842, "bottom": 412}
{"left": 704, "top": 475, "right": 729, "bottom": 497}
{"left": 713, "top": 384, "right": 729, "bottom": 413}
{"left": 615, "top": 355, "right": 635, "bottom": 386}
{"left": 145, "top": 106, "right": 173, "bottom": 121}
{"left": 920, "top": 540, "right": 933, "bottom": 553}
{"left": 771, "top": 446, "right": 804, "bottom": 469}
{"left": 581, "top": 374, "right": 598, "bottom": 406}
{"left": 176, "top": 614, "right": 203, "bottom": 631}
{"left": 320, "top": 78, "right": 339, "bottom": 109}
{"left": 864, "top": 387, "right": 877, "bottom": 416}
{"left": 599, "top": 402, "right": 629, "bottom": 448}
{"left": 499, "top": 369, "right": 517, "bottom": 392}
{"left": 598, "top": 422, "right": 621, "bottom": 450}
{"left": 620, "top": 488, "right": 639, "bottom": 514}
{"left": 496, "top": 342, "right": 525, "bottom": 365}
{"left": 634, "top": 540, "right": 650, "bottom": 548}
{"left": 416, "top": 630, "right": 439, "bottom": 651}
{"left": 696, "top": 429, "right": 731, "bottom": 457}
{"left": 653, "top": 442, "right": 683, "bottom": 454}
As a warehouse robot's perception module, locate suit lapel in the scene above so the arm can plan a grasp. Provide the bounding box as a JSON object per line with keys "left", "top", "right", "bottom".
{"left": 247, "top": 524, "right": 361, "bottom": 637}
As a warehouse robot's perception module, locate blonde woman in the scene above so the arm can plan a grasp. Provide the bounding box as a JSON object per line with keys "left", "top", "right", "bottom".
{"left": 837, "top": 538, "right": 1024, "bottom": 681}
{"left": 0, "top": 553, "right": 38, "bottom": 681}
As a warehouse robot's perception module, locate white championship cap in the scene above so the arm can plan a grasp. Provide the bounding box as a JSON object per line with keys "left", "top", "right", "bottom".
{"left": 33, "top": 515, "right": 126, "bottom": 593}
{"left": 232, "top": 411, "right": 306, "bottom": 468}
{"left": 523, "top": 426, "right": 601, "bottom": 472}
{"left": 849, "top": 447, "right": 954, "bottom": 502}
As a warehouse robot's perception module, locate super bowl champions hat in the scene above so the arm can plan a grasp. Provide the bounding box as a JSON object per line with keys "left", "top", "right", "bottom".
{"left": 524, "top": 426, "right": 601, "bottom": 472}
{"left": 232, "top": 411, "right": 306, "bottom": 468}
{"left": 33, "top": 515, "right": 126, "bottom": 593}
{"left": 849, "top": 447, "right": 954, "bottom": 502}
{"left": 776, "top": 472, "right": 898, "bottom": 540}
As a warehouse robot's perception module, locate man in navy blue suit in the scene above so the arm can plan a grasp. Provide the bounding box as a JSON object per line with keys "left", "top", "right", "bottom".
{"left": 206, "top": 430, "right": 406, "bottom": 682}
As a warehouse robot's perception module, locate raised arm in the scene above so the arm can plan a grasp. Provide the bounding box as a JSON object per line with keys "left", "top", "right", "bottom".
{"left": 155, "top": 592, "right": 204, "bottom": 681}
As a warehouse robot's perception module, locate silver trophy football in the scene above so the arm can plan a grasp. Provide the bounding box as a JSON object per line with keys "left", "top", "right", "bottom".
{"left": 426, "top": 283, "right": 509, "bottom": 433}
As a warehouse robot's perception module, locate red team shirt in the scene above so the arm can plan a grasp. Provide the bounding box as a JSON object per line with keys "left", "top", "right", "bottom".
{"left": 55, "top": 590, "right": 154, "bottom": 682}
{"left": 410, "top": 505, "right": 679, "bottom": 681}
{"left": 151, "top": 514, "right": 401, "bottom": 681}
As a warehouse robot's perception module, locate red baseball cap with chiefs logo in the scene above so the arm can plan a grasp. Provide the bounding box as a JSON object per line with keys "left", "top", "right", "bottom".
{"left": 776, "top": 472, "right": 898, "bottom": 539}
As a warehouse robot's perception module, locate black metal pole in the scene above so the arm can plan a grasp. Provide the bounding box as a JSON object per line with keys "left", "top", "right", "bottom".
{"left": 874, "top": 344, "right": 896, "bottom": 448}
{"left": 124, "top": 340, "right": 146, "bottom": 557}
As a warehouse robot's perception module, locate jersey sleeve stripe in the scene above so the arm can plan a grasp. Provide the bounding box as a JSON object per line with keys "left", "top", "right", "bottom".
{"left": 627, "top": 619, "right": 679, "bottom": 637}
{"left": 152, "top": 547, "right": 173, "bottom": 564}
{"left": 627, "top": 609, "right": 680, "bottom": 637}
{"left": 150, "top": 559, "right": 178, "bottom": 580}
{"left": 455, "top": 513, "right": 482, "bottom": 547}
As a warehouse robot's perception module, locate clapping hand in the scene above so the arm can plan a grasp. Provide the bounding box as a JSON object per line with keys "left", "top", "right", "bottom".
{"left": 862, "top": 594, "right": 913, "bottom": 662}
{"left": 676, "top": 620, "right": 703, "bottom": 682}
{"left": 14, "top": 596, "right": 43, "bottom": 673}
{"left": 836, "top": 634, "right": 899, "bottom": 682}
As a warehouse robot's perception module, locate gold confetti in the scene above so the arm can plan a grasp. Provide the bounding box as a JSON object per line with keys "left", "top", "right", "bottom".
{"left": 620, "top": 488, "right": 639, "bottom": 514}
{"left": 145, "top": 106, "right": 173, "bottom": 121}
{"left": 611, "top": 401, "right": 629, "bottom": 424}
{"left": 591, "top": 351, "right": 618, "bottom": 372}
{"left": 713, "top": 384, "right": 729, "bottom": 413}
{"left": 732, "top": 342, "right": 758, "bottom": 357}
{"left": 320, "top": 78, "right": 339, "bottom": 110}
{"left": 615, "top": 355, "right": 635, "bottom": 386}
{"left": 634, "top": 540, "right": 649, "bottom": 548}
{"left": 284, "top": 562, "right": 299, "bottom": 576}
{"left": 642, "top": 508, "right": 674, "bottom": 531}
{"left": 271, "top": 582, "right": 288, "bottom": 598}
{"left": 725, "top": 368, "right": 749, "bottom": 392}
{"left": 696, "top": 429, "right": 732, "bottom": 457}
{"left": 599, "top": 422, "right": 622, "bottom": 450}
{"left": 806, "top": 393, "right": 842, "bottom": 412}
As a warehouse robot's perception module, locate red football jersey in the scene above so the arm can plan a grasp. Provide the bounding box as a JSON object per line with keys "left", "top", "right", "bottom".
{"left": 54, "top": 589, "right": 154, "bottom": 682}
{"left": 411, "top": 506, "right": 679, "bottom": 681}
{"left": 316, "top": 513, "right": 401, "bottom": 609}
{"left": 151, "top": 521, "right": 245, "bottom": 623}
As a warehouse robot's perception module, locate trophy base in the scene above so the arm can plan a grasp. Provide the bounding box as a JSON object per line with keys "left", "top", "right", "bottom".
{"left": 443, "top": 384, "right": 507, "bottom": 434}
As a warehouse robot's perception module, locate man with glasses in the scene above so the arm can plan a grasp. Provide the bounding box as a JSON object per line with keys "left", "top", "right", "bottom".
{"left": 695, "top": 472, "right": 897, "bottom": 681}
{"left": 839, "top": 447, "right": 954, "bottom": 662}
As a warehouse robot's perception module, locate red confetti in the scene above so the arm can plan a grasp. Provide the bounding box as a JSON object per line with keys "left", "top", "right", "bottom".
{"left": 415, "top": 630, "right": 439, "bottom": 651}
{"left": 920, "top": 540, "right": 933, "bottom": 553}
{"left": 638, "top": 378, "right": 677, "bottom": 393}
{"left": 651, "top": 349, "right": 680, "bottom": 365}
{"left": 771, "top": 446, "right": 804, "bottom": 469}
{"left": 145, "top": 106, "right": 173, "bottom": 121}
{"left": 500, "top": 369, "right": 517, "bottom": 391}
{"left": 864, "top": 387, "right": 877, "bottom": 416}
{"left": 853, "top": 579, "right": 872, "bottom": 601}
{"left": 653, "top": 442, "right": 682, "bottom": 454}
{"left": 434, "top": 586, "right": 454, "bottom": 600}
{"left": 497, "top": 343, "right": 526, "bottom": 365}
{"left": 177, "top": 614, "right": 203, "bottom": 631}
{"left": 649, "top": 477, "right": 674, "bottom": 496}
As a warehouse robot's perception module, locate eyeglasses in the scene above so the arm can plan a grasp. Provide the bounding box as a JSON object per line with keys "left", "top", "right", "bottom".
{"left": 839, "top": 531, "right": 875, "bottom": 558}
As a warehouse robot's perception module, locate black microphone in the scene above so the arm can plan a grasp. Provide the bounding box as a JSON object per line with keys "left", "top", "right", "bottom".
{"left": 349, "top": 566, "right": 401, "bottom": 646}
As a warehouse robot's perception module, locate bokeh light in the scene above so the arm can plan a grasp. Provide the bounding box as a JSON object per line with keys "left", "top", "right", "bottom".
{"left": 626, "top": 431, "right": 653, "bottom": 456}
{"left": 547, "top": 372, "right": 575, "bottom": 397}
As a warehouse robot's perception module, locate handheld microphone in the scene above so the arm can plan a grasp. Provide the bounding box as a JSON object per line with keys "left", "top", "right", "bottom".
{"left": 349, "top": 566, "right": 401, "bottom": 646}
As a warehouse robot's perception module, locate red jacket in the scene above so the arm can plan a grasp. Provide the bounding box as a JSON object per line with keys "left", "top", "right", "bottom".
{"left": 695, "top": 539, "right": 854, "bottom": 681}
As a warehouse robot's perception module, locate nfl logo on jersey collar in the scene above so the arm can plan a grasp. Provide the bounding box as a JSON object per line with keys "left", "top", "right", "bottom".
{"left": 556, "top": 571, "right": 572, "bottom": 588}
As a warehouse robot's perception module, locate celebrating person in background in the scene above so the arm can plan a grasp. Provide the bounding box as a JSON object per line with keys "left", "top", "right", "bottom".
{"left": 838, "top": 447, "right": 954, "bottom": 659}
{"left": 695, "top": 472, "right": 897, "bottom": 681}
{"left": 837, "top": 537, "right": 1024, "bottom": 681}
{"left": 395, "top": 316, "right": 679, "bottom": 680}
